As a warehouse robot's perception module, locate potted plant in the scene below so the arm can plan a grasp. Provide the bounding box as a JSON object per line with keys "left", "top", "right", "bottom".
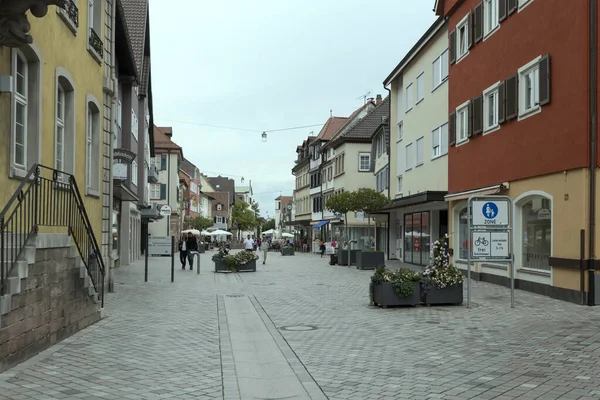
{"left": 369, "top": 267, "right": 421, "bottom": 308}
{"left": 420, "top": 234, "right": 464, "bottom": 306}
{"left": 212, "top": 246, "right": 230, "bottom": 272}
{"left": 356, "top": 250, "right": 385, "bottom": 270}
{"left": 213, "top": 249, "right": 258, "bottom": 273}
{"left": 281, "top": 245, "right": 295, "bottom": 256}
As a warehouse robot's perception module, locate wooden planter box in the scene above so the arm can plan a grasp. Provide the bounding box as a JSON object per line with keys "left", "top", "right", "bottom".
{"left": 337, "top": 249, "right": 362, "bottom": 266}
{"left": 372, "top": 281, "right": 420, "bottom": 308}
{"left": 421, "top": 282, "right": 463, "bottom": 306}
{"left": 356, "top": 251, "right": 385, "bottom": 270}
{"left": 281, "top": 247, "right": 295, "bottom": 256}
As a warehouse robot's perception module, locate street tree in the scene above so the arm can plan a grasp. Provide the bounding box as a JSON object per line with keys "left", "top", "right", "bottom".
{"left": 353, "top": 188, "right": 390, "bottom": 248}
{"left": 325, "top": 191, "right": 358, "bottom": 241}
{"left": 262, "top": 218, "right": 276, "bottom": 232}
{"left": 231, "top": 201, "right": 257, "bottom": 239}
{"left": 189, "top": 216, "right": 213, "bottom": 231}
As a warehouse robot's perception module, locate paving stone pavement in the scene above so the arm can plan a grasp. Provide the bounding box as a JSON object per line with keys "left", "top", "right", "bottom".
{"left": 2, "top": 250, "right": 600, "bottom": 399}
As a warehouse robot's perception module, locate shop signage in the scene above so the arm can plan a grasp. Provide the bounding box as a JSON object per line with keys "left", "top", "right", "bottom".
{"left": 160, "top": 205, "right": 172, "bottom": 216}
{"left": 148, "top": 236, "right": 172, "bottom": 256}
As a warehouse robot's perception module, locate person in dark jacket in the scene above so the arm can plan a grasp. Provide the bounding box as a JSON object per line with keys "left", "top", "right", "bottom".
{"left": 185, "top": 233, "right": 199, "bottom": 270}
{"left": 178, "top": 235, "right": 188, "bottom": 269}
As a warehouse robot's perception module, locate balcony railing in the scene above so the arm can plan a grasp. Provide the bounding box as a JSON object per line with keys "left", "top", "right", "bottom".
{"left": 58, "top": 0, "right": 79, "bottom": 30}
{"left": 89, "top": 28, "right": 104, "bottom": 58}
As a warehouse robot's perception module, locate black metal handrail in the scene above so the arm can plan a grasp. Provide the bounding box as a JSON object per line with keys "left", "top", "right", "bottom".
{"left": 0, "top": 165, "right": 105, "bottom": 307}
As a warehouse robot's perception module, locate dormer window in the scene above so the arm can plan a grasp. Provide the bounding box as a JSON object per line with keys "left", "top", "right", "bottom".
{"left": 216, "top": 203, "right": 223, "bottom": 211}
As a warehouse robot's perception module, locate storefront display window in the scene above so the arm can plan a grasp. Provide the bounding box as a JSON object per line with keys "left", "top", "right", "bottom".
{"left": 520, "top": 196, "right": 551, "bottom": 271}
{"left": 404, "top": 212, "right": 430, "bottom": 265}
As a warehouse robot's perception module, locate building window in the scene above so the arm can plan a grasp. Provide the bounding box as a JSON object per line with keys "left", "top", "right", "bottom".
{"left": 55, "top": 71, "right": 76, "bottom": 176}
{"left": 87, "top": 0, "right": 103, "bottom": 62}
{"left": 86, "top": 95, "right": 101, "bottom": 195}
{"left": 456, "top": 14, "right": 470, "bottom": 60}
{"left": 483, "top": 83, "right": 500, "bottom": 132}
{"left": 416, "top": 72, "right": 425, "bottom": 103}
{"left": 405, "top": 83, "right": 413, "bottom": 112}
{"left": 456, "top": 102, "right": 470, "bottom": 144}
{"left": 432, "top": 123, "right": 448, "bottom": 159}
{"left": 376, "top": 167, "right": 388, "bottom": 193}
{"left": 484, "top": 0, "right": 499, "bottom": 37}
{"left": 518, "top": 195, "right": 551, "bottom": 271}
{"left": 55, "top": 85, "right": 65, "bottom": 172}
{"left": 404, "top": 212, "right": 430, "bottom": 266}
{"left": 131, "top": 108, "right": 138, "bottom": 140}
{"left": 457, "top": 207, "right": 469, "bottom": 260}
{"left": 396, "top": 138, "right": 403, "bottom": 178}
{"left": 376, "top": 133, "right": 385, "bottom": 157}
{"left": 518, "top": 56, "right": 549, "bottom": 118}
{"left": 150, "top": 183, "right": 160, "bottom": 199}
{"left": 518, "top": 0, "right": 534, "bottom": 10}
{"left": 432, "top": 49, "right": 449, "bottom": 89}
{"left": 415, "top": 137, "right": 424, "bottom": 166}
{"left": 358, "top": 153, "right": 370, "bottom": 172}
{"left": 131, "top": 160, "right": 138, "bottom": 186}
{"left": 14, "top": 51, "right": 27, "bottom": 170}
{"left": 217, "top": 204, "right": 223, "bottom": 211}
{"left": 397, "top": 121, "right": 403, "bottom": 141}
{"left": 405, "top": 143, "right": 413, "bottom": 171}
{"left": 397, "top": 175, "right": 403, "bottom": 195}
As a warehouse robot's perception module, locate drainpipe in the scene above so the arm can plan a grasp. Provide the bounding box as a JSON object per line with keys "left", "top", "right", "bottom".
{"left": 588, "top": 0, "right": 598, "bottom": 306}
{"left": 384, "top": 84, "right": 392, "bottom": 260}
{"left": 107, "top": 0, "right": 118, "bottom": 293}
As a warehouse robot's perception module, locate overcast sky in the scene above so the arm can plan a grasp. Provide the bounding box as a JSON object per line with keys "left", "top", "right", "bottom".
{"left": 149, "top": 0, "right": 437, "bottom": 218}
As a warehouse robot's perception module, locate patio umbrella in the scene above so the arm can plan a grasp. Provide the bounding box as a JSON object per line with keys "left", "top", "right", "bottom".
{"left": 281, "top": 232, "right": 294, "bottom": 238}
{"left": 261, "top": 229, "right": 277, "bottom": 235}
{"left": 200, "top": 230, "right": 211, "bottom": 236}
{"left": 182, "top": 229, "right": 200, "bottom": 235}
{"left": 208, "top": 229, "right": 232, "bottom": 236}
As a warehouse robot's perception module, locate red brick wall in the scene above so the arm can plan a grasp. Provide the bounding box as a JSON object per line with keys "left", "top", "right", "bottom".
{"left": 446, "top": 0, "right": 590, "bottom": 192}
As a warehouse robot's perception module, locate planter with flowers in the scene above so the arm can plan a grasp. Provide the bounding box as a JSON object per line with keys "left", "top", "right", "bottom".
{"left": 212, "top": 248, "right": 258, "bottom": 273}
{"left": 420, "top": 234, "right": 464, "bottom": 306}
{"left": 369, "top": 267, "right": 421, "bottom": 308}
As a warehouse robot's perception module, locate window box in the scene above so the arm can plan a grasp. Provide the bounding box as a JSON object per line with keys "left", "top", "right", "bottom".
{"left": 356, "top": 251, "right": 385, "bottom": 270}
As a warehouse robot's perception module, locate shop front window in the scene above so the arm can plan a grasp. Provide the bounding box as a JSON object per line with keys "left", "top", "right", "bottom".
{"left": 458, "top": 208, "right": 469, "bottom": 259}
{"left": 112, "top": 210, "right": 120, "bottom": 259}
{"left": 404, "top": 212, "right": 430, "bottom": 265}
{"left": 520, "top": 196, "right": 551, "bottom": 271}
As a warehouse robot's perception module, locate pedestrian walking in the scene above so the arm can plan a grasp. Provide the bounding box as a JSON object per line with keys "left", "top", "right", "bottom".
{"left": 260, "top": 234, "right": 269, "bottom": 265}
{"left": 243, "top": 234, "right": 255, "bottom": 253}
{"left": 178, "top": 235, "right": 188, "bottom": 269}
{"left": 185, "top": 232, "right": 198, "bottom": 270}
{"left": 319, "top": 239, "right": 326, "bottom": 258}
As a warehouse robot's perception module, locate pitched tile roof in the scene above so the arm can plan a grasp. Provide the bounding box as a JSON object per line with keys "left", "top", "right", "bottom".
{"left": 153, "top": 126, "right": 183, "bottom": 153}
{"left": 327, "top": 101, "right": 378, "bottom": 144}
{"left": 316, "top": 117, "right": 348, "bottom": 141}
{"left": 120, "top": 0, "right": 148, "bottom": 79}
{"left": 340, "top": 96, "right": 390, "bottom": 139}
{"left": 180, "top": 158, "right": 197, "bottom": 177}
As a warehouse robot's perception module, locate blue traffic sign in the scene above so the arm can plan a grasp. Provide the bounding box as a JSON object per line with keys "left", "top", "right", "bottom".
{"left": 481, "top": 202, "right": 498, "bottom": 219}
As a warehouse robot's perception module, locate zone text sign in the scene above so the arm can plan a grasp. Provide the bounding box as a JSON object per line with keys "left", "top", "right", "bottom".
{"left": 472, "top": 200, "right": 509, "bottom": 226}
{"left": 471, "top": 231, "right": 510, "bottom": 259}
{"left": 148, "top": 236, "right": 172, "bottom": 256}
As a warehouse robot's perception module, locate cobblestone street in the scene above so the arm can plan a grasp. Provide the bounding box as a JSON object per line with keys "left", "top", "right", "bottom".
{"left": 3, "top": 251, "right": 600, "bottom": 399}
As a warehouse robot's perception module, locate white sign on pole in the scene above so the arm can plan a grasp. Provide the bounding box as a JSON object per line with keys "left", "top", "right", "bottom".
{"left": 471, "top": 231, "right": 510, "bottom": 259}
{"left": 159, "top": 205, "right": 172, "bottom": 217}
{"left": 148, "top": 236, "right": 172, "bottom": 255}
{"left": 472, "top": 200, "right": 509, "bottom": 226}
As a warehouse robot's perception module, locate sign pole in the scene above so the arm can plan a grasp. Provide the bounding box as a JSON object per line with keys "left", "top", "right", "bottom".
{"left": 510, "top": 205, "right": 515, "bottom": 308}
{"left": 467, "top": 200, "right": 472, "bottom": 309}
{"left": 197, "top": 251, "right": 200, "bottom": 274}
{"left": 144, "top": 233, "right": 149, "bottom": 282}
{"left": 171, "top": 235, "right": 175, "bottom": 283}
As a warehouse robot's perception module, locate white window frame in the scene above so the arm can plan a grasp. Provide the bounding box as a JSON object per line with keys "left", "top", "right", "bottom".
{"left": 518, "top": 56, "right": 542, "bottom": 120}
{"left": 131, "top": 160, "right": 138, "bottom": 186}
{"left": 431, "top": 123, "right": 449, "bottom": 159}
{"left": 405, "top": 143, "right": 413, "bottom": 171}
{"left": 483, "top": 0, "right": 499, "bottom": 38}
{"left": 397, "top": 175, "right": 403, "bottom": 196}
{"left": 456, "top": 13, "right": 470, "bottom": 62}
{"left": 86, "top": 107, "right": 93, "bottom": 191}
{"left": 13, "top": 50, "right": 28, "bottom": 171}
{"left": 415, "top": 137, "right": 424, "bottom": 166}
{"left": 131, "top": 108, "right": 138, "bottom": 140}
{"left": 397, "top": 121, "right": 403, "bottom": 141}
{"left": 150, "top": 183, "right": 160, "bottom": 199}
{"left": 55, "top": 84, "right": 65, "bottom": 172}
{"left": 432, "top": 49, "right": 449, "bottom": 90}
{"left": 405, "top": 83, "right": 413, "bottom": 112}
{"left": 456, "top": 100, "right": 470, "bottom": 145}
{"left": 217, "top": 204, "right": 223, "bottom": 211}
{"left": 358, "top": 153, "right": 371, "bottom": 172}
{"left": 416, "top": 72, "right": 425, "bottom": 103}
{"left": 85, "top": 95, "right": 101, "bottom": 197}
{"left": 86, "top": 0, "right": 102, "bottom": 63}
{"left": 518, "top": 0, "right": 534, "bottom": 11}
{"left": 396, "top": 136, "right": 403, "bottom": 179}
{"left": 483, "top": 81, "right": 501, "bottom": 133}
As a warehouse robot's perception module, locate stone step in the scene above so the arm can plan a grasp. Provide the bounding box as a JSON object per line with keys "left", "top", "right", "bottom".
{"left": 0, "top": 233, "right": 29, "bottom": 248}
{"left": 0, "top": 245, "right": 36, "bottom": 264}
{"left": 7, "top": 260, "right": 28, "bottom": 280}
{"left": 5, "top": 275, "right": 21, "bottom": 295}
{"left": 0, "top": 294, "right": 12, "bottom": 317}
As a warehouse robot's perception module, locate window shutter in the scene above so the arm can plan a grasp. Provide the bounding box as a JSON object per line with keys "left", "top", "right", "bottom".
{"left": 467, "top": 102, "right": 473, "bottom": 138}
{"left": 449, "top": 112, "right": 456, "bottom": 146}
{"left": 539, "top": 54, "right": 551, "bottom": 106}
{"left": 498, "top": 0, "right": 508, "bottom": 22}
{"left": 160, "top": 154, "right": 167, "bottom": 170}
{"left": 498, "top": 81, "right": 506, "bottom": 124}
{"left": 505, "top": 74, "right": 519, "bottom": 120}
{"left": 474, "top": 2, "right": 483, "bottom": 43}
{"left": 468, "top": 12, "right": 473, "bottom": 49}
{"left": 213, "top": 216, "right": 216, "bottom": 223}
{"left": 508, "top": 0, "right": 517, "bottom": 15}
{"left": 160, "top": 183, "right": 166, "bottom": 200}
{"left": 449, "top": 29, "right": 457, "bottom": 65}
{"left": 472, "top": 95, "right": 483, "bottom": 135}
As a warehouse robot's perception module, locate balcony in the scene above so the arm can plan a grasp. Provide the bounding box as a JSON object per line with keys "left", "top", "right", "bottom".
{"left": 88, "top": 28, "right": 104, "bottom": 62}
{"left": 57, "top": 0, "right": 79, "bottom": 34}
{"left": 148, "top": 164, "right": 159, "bottom": 183}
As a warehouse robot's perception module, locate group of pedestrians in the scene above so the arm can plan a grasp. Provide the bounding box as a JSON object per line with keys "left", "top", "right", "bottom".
{"left": 243, "top": 234, "right": 270, "bottom": 265}
{"left": 178, "top": 232, "right": 199, "bottom": 270}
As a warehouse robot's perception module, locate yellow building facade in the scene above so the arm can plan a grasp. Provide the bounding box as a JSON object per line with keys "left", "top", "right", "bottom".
{"left": 0, "top": 2, "right": 105, "bottom": 241}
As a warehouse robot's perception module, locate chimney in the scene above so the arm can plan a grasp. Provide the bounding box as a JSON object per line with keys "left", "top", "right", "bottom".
{"left": 376, "top": 94, "right": 383, "bottom": 105}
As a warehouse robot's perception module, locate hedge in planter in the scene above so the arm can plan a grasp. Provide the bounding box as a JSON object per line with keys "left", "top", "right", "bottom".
{"left": 212, "top": 248, "right": 258, "bottom": 273}
{"left": 356, "top": 250, "right": 385, "bottom": 270}
{"left": 420, "top": 234, "right": 464, "bottom": 306}
{"left": 369, "top": 267, "right": 421, "bottom": 308}
{"left": 281, "top": 246, "right": 295, "bottom": 256}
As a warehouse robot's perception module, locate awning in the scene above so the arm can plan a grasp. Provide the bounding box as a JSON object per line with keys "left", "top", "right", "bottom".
{"left": 377, "top": 191, "right": 447, "bottom": 213}
{"left": 285, "top": 219, "right": 312, "bottom": 226}
{"left": 312, "top": 220, "right": 330, "bottom": 230}
{"left": 444, "top": 183, "right": 508, "bottom": 202}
